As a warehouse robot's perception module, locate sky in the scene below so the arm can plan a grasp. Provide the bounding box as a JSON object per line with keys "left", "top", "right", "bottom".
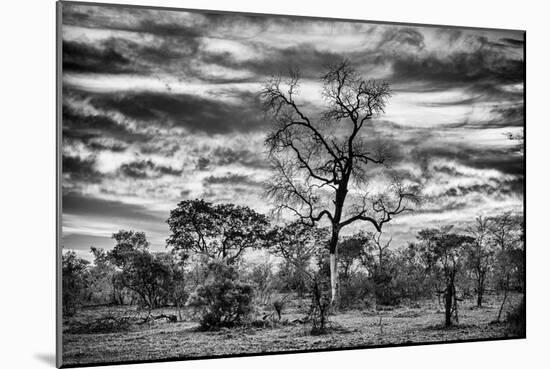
{"left": 60, "top": 2, "right": 525, "bottom": 259}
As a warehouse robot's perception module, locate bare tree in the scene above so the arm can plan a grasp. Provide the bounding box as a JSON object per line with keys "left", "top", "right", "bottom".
{"left": 370, "top": 231, "right": 392, "bottom": 273}
{"left": 260, "top": 60, "right": 421, "bottom": 305}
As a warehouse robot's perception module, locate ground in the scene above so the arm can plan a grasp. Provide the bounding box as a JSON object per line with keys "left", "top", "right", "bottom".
{"left": 62, "top": 293, "right": 523, "bottom": 366}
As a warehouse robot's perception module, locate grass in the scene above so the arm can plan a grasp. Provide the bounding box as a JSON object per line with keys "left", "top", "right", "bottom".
{"left": 62, "top": 293, "right": 523, "bottom": 366}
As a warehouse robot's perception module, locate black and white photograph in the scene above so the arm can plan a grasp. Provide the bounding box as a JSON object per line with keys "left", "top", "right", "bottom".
{"left": 58, "top": 1, "right": 525, "bottom": 367}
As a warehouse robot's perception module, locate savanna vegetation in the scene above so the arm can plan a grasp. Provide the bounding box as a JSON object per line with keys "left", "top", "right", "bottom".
{"left": 62, "top": 205, "right": 525, "bottom": 365}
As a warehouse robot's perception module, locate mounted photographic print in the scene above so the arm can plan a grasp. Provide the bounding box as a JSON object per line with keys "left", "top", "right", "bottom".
{"left": 56, "top": 1, "right": 526, "bottom": 367}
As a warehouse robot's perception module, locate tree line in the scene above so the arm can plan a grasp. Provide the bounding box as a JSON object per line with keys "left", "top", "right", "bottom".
{"left": 63, "top": 198, "right": 524, "bottom": 331}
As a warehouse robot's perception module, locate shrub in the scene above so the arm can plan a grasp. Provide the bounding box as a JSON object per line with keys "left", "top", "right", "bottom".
{"left": 339, "top": 272, "right": 372, "bottom": 309}
{"left": 187, "top": 260, "right": 254, "bottom": 329}
{"left": 373, "top": 270, "right": 401, "bottom": 306}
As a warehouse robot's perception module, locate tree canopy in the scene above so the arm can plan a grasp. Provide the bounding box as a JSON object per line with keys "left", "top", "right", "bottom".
{"left": 167, "top": 199, "right": 269, "bottom": 262}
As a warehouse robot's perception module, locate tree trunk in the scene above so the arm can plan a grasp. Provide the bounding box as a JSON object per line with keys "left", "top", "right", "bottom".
{"left": 476, "top": 271, "right": 485, "bottom": 307}
{"left": 329, "top": 252, "right": 338, "bottom": 306}
{"left": 445, "top": 283, "right": 453, "bottom": 327}
{"left": 328, "top": 227, "right": 340, "bottom": 307}
{"left": 444, "top": 271, "right": 456, "bottom": 327}
{"left": 476, "top": 277, "right": 483, "bottom": 307}
{"left": 176, "top": 302, "right": 182, "bottom": 321}
{"left": 477, "top": 292, "right": 483, "bottom": 308}
{"left": 496, "top": 273, "right": 511, "bottom": 322}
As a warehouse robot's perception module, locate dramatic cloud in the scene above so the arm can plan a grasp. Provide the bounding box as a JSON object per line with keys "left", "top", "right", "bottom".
{"left": 87, "top": 91, "right": 266, "bottom": 134}
{"left": 60, "top": 2, "right": 524, "bottom": 256}
{"left": 118, "top": 159, "right": 183, "bottom": 179}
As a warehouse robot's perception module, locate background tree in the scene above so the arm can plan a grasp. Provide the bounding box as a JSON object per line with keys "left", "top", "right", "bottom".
{"left": 62, "top": 251, "right": 90, "bottom": 316}
{"left": 108, "top": 230, "right": 149, "bottom": 268}
{"left": 489, "top": 212, "right": 522, "bottom": 321}
{"left": 88, "top": 247, "right": 119, "bottom": 305}
{"left": 369, "top": 232, "right": 392, "bottom": 273}
{"left": 465, "top": 216, "right": 495, "bottom": 307}
{"left": 337, "top": 234, "right": 365, "bottom": 282}
{"left": 261, "top": 59, "right": 421, "bottom": 305}
{"left": 167, "top": 199, "right": 269, "bottom": 262}
{"left": 392, "top": 243, "right": 434, "bottom": 302}
{"left": 336, "top": 233, "right": 371, "bottom": 307}
{"left": 107, "top": 230, "right": 183, "bottom": 315}
{"left": 247, "top": 259, "right": 275, "bottom": 305}
{"left": 416, "top": 227, "right": 474, "bottom": 326}
{"left": 156, "top": 252, "right": 187, "bottom": 321}
{"left": 267, "top": 222, "right": 329, "bottom": 297}
{"left": 369, "top": 232, "right": 400, "bottom": 305}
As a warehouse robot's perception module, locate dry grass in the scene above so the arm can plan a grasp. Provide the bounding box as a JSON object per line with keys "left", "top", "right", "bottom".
{"left": 62, "top": 293, "right": 523, "bottom": 366}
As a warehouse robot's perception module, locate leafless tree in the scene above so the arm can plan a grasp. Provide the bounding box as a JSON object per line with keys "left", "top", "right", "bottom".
{"left": 260, "top": 59, "right": 421, "bottom": 305}
{"left": 370, "top": 231, "right": 393, "bottom": 273}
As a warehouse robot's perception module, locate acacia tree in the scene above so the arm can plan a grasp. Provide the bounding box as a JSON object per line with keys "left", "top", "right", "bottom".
{"left": 260, "top": 60, "right": 420, "bottom": 304}
{"left": 166, "top": 199, "right": 269, "bottom": 263}
{"left": 465, "top": 216, "right": 495, "bottom": 307}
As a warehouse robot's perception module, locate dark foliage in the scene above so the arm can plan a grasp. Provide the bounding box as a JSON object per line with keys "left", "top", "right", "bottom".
{"left": 108, "top": 230, "right": 187, "bottom": 311}
{"left": 167, "top": 199, "right": 269, "bottom": 262}
{"left": 62, "top": 251, "right": 90, "bottom": 316}
{"left": 187, "top": 260, "right": 254, "bottom": 329}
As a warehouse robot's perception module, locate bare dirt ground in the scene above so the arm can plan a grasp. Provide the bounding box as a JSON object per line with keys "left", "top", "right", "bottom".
{"left": 62, "top": 293, "right": 522, "bottom": 366}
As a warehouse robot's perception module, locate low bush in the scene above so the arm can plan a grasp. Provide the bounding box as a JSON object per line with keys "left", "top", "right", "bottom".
{"left": 339, "top": 273, "right": 372, "bottom": 309}
{"left": 373, "top": 270, "right": 401, "bottom": 306}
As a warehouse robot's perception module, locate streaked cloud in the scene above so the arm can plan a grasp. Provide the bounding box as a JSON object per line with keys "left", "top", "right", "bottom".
{"left": 60, "top": 2, "right": 524, "bottom": 256}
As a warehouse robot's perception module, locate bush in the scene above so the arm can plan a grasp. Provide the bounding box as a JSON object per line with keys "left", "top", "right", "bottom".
{"left": 339, "top": 272, "right": 372, "bottom": 309}
{"left": 373, "top": 270, "right": 401, "bottom": 306}
{"left": 187, "top": 260, "right": 254, "bottom": 329}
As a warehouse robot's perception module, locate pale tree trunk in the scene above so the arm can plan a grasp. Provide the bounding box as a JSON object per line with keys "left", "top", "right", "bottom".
{"left": 329, "top": 252, "right": 338, "bottom": 305}
{"left": 328, "top": 226, "right": 340, "bottom": 307}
